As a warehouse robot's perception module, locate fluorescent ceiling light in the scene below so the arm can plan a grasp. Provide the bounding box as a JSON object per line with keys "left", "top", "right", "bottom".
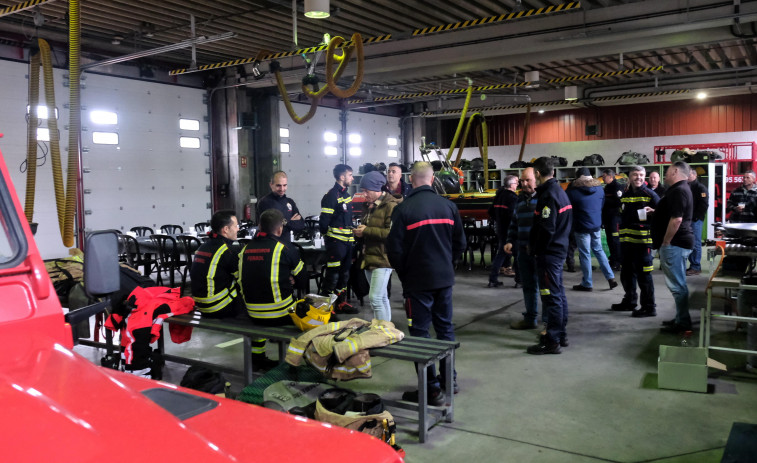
{"left": 180, "top": 119, "right": 200, "bottom": 131}
{"left": 696, "top": 92, "right": 708, "bottom": 100}
{"left": 387, "top": 137, "right": 397, "bottom": 146}
{"left": 324, "top": 131, "right": 338, "bottom": 142}
{"left": 538, "top": 109, "right": 545, "bottom": 114}
{"left": 90, "top": 110, "right": 118, "bottom": 125}
{"left": 564, "top": 86, "right": 579, "bottom": 101}
{"left": 324, "top": 146, "right": 338, "bottom": 156}
{"left": 305, "top": 0, "right": 330, "bottom": 18}
{"left": 179, "top": 137, "right": 200, "bottom": 148}
{"left": 348, "top": 133, "right": 362, "bottom": 144}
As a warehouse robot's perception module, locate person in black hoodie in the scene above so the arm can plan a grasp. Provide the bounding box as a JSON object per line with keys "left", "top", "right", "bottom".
{"left": 527, "top": 157, "right": 573, "bottom": 355}
{"left": 487, "top": 175, "right": 519, "bottom": 287}
{"left": 601, "top": 169, "right": 624, "bottom": 271}
{"left": 387, "top": 161, "right": 466, "bottom": 404}
{"left": 566, "top": 168, "right": 617, "bottom": 292}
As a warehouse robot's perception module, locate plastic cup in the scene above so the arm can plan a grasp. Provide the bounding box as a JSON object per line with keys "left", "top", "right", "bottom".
{"left": 637, "top": 208, "right": 647, "bottom": 221}
{"left": 739, "top": 202, "right": 746, "bottom": 208}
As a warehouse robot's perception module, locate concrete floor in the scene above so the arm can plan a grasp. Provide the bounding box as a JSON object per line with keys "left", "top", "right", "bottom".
{"left": 75, "top": 252, "right": 757, "bottom": 463}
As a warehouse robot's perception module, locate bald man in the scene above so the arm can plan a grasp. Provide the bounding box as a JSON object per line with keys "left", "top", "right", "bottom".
{"left": 257, "top": 171, "right": 304, "bottom": 243}
{"left": 387, "top": 161, "right": 466, "bottom": 405}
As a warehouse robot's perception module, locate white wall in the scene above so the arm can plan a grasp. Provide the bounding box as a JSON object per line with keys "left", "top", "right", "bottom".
{"left": 0, "top": 59, "right": 209, "bottom": 259}
{"left": 279, "top": 101, "right": 401, "bottom": 217}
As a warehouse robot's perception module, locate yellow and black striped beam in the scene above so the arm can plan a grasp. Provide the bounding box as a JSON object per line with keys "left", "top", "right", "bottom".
{"left": 592, "top": 89, "right": 690, "bottom": 101}
{"left": 169, "top": 2, "right": 581, "bottom": 76}
{"left": 348, "top": 65, "right": 664, "bottom": 105}
{"left": 0, "top": 0, "right": 57, "bottom": 18}
{"left": 546, "top": 65, "right": 664, "bottom": 83}
{"left": 420, "top": 90, "right": 692, "bottom": 116}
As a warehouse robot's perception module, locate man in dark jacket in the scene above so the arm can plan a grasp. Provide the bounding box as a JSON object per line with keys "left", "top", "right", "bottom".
{"left": 727, "top": 171, "right": 757, "bottom": 223}
{"left": 190, "top": 210, "right": 243, "bottom": 319}
{"left": 256, "top": 171, "right": 304, "bottom": 243}
{"left": 648, "top": 171, "right": 666, "bottom": 197}
{"left": 505, "top": 167, "right": 541, "bottom": 329}
{"left": 687, "top": 169, "right": 709, "bottom": 275}
{"left": 601, "top": 169, "right": 623, "bottom": 270}
{"left": 384, "top": 162, "right": 411, "bottom": 198}
{"left": 611, "top": 166, "right": 660, "bottom": 318}
{"left": 566, "top": 168, "right": 617, "bottom": 292}
{"left": 487, "top": 174, "right": 519, "bottom": 287}
{"left": 387, "top": 161, "right": 466, "bottom": 405}
{"left": 653, "top": 162, "right": 694, "bottom": 334}
{"left": 527, "top": 157, "right": 573, "bottom": 355}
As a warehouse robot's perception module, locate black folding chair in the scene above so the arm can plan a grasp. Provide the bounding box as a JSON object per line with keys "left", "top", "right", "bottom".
{"left": 176, "top": 235, "right": 202, "bottom": 295}
{"left": 194, "top": 222, "right": 210, "bottom": 234}
{"left": 130, "top": 226, "right": 154, "bottom": 237}
{"left": 160, "top": 224, "right": 184, "bottom": 234}
{"left": 119, "top": 234, "right": 154, "bottom": 276}
{"left": 150, "top": 234, "right": 181, "bottom": 287}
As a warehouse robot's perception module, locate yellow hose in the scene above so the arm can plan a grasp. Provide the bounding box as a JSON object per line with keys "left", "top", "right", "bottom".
{"left": 65, "top": 0, "right": 80, "bottom": 248}
{"left": 24, "top": 51, "right": 40, "bottom": 223}
{"left": 445, "top": 83, "right": 473, "bottom": 163}
{"left": 277, "top": 33, "right": 365, "bottom": 125}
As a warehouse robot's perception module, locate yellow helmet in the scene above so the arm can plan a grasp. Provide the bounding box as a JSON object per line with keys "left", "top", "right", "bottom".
{"left": 289, "top": 297, "right": 332, "bottom": 331}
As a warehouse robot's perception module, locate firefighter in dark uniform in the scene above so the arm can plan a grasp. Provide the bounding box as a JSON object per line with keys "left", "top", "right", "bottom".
{"left": 238, "top": 209, "right": 307, "bottom": 370}
{"left": 601, "top": 168, "right": 623, "bottom": 271}
{"left": 528, "top": 157, "right": 573, "bottom": 355}
{"left": 190, "top": 210, "right": 243, "bottom": 318}
{"left": 256, "top": 170, "right": 304, "bottom": 243}
{"left": 611, "top": 166, "right": 660, "bottom": 317}
{"left": 319, "top": 164, "right": 359, "bottom": 314}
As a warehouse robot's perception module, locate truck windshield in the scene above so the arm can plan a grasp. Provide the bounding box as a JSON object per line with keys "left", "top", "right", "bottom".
{"left": 0, "top": 216, "right": 16, "bottom": 264}
{"left": 0, "top": 175, "right": 22, "bottom": 266}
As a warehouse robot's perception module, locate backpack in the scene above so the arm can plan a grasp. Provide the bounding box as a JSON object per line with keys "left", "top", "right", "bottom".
{"left": 550, "top": 156, "right": 568, "bottom": 167}
{"left": 180, "top": 366, "right": 228, "bottom": 395}
{"left": 671, "top": 149, "right": 692, "bottom": 163}
{"left": 471, "top": 157, "right": 496, "bottom": 170}
{"left": 510, "top": 160, "right": 532, "bottom": 168}
{"left": 616, "top": 151, "right": 650, "bottom": 165}
{"left": 690, "top": 150, "right": 723, "bottom": 163}
{"left": 315, "top": 388, "right": 404, "bottom": 456}
{"left": 581, "top": 154, "right": 605, "bottom": 166}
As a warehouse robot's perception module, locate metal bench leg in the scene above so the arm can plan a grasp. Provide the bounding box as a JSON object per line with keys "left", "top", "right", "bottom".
{"left": 444, "top": 350, "right": 454, "bottom": 423}
{"left": 418, "top": 362, "right": 428, "bottom": 443}
{"left": 243, "top": 336, "right": 253, "bottom": 385}
{"left": 277, "top": 340, "right": 287, "bottom": 364}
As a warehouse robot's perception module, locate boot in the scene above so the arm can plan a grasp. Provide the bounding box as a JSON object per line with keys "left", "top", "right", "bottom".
{"left": 332, "top": 291, "right": 359, "bottom": 314}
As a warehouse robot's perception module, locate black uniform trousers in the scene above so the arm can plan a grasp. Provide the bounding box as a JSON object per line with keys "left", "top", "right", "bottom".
{"left": 537, "top": 254, "right": 568, "bottom": 345}
{"left": 619, "top": 243, "right": 655, "bottom": 310}
{"left": 321, "top": 237, "right": 353, "bottom": 295}
{"left": 602, "top": 213, "right": 622, "bottom": 268}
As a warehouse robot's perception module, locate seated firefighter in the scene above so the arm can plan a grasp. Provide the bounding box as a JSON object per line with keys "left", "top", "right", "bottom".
{"left": 190, "top": 210, "right": 244, "bottom": 318}
{"left": 238, "top": 209, "right": 308, "bottom": 370}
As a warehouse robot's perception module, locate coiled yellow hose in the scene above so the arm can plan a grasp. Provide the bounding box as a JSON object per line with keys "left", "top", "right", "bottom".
{"left": 65, "top": 0, "right": 80, "bottom": 248}
{"left": 24, "top": 50, "right": 40, "bottom": 223}
{"left": 276, "top": 33, "right": 365, "bottom": 125}
{"left": 450, "top": 113, "right": 489, "bottom": 186}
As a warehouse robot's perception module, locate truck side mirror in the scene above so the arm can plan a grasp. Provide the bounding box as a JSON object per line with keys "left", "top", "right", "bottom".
{"left": 84, "top": 230, "right": 120, "bottom": 298}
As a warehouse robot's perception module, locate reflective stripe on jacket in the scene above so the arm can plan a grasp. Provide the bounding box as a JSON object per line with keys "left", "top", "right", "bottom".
{"left": 320, "top": 182, "right": 354, "bottom": 241}
{"left": 190, "top": 235, "right": 239, "bottom": 313}
{"left": 619, "top": 186, "right": 659, "bottom": 245}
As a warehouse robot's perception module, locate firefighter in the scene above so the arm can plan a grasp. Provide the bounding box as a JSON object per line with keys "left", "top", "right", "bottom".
{"left": 238, "top": 209, "right": 307, "bottom": 370}
{"left": 601, "top": 168, "right": 623, "bottom": 271}
{"left": 319, "top": 164, "right": 360, "bottom": 314}
{"left": 527, "top": 157, "right": 573, "bottom": 355}
{"left": 256, "top": 170, "right": 304, "bottom": 243}
{"left": 611, "top": 166, "right": 660, "bottom": 317}
{"left": 190, "top": 210, "right": 244, "bottom": 318}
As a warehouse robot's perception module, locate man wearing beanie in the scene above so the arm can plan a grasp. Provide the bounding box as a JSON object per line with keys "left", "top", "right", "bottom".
{"left": 354, "top": 171, "right": 402, "bottom": 321}
{"left": 566, "top": 167, "right": 617, "bottom": 292}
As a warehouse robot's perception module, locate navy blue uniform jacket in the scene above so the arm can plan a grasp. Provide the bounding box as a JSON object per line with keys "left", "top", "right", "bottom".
{"left": 387, "top": 185, "right": 466, "bottom": 292}
{"left": 257, "top": 192, "right": 304, "bottom": 243}
{"left": 529, "top": 177, "right": 573, "bottom": 258}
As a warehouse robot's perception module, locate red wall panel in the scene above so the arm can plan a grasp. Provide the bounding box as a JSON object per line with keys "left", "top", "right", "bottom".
{"left": 441, "top": 94, "right": 757, "bottom": 147}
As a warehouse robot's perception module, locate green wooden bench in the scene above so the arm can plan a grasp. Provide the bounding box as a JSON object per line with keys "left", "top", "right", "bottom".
{"left": 158, "top": 312, "right": 458, "bottom": 442}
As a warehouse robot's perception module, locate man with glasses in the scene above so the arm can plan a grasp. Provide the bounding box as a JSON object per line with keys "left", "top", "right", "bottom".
{"left": 727, "top": 171, "right": 757, "bottom": 223}
{"left": 487, "top": 175, "right": 519, "bottom": 287}
{"left": 257, "top": 171, "right": 304, "bottom": 243}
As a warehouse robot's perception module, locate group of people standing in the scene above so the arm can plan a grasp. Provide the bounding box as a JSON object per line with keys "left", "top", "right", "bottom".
{"left": 489, "top": 158, "right": 707, "bottom": 354}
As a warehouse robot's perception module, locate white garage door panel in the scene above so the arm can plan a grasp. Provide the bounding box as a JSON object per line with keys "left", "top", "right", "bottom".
{"left": 0, "top": 59, "right": 209, "bottom": 259}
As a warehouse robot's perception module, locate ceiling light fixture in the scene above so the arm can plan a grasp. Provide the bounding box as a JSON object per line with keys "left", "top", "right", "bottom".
{"left": 304, "top": 0, "right": 330, "bottom": 18}
{"left": 111, "top": 35, "right": 124, "bottom": 45}
{"left": 513, "top": 0, "right": 526, "bottom": 13}
{"left": 696, "top": 91, "right": 708, "bottom": 100}
{"left": 564, "top": 85, "right": 579, "bottom": 101}
{"left": 538, "top": 109, "right": 545, "bottom": 114}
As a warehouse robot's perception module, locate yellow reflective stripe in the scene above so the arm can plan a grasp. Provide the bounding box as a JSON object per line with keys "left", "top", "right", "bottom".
{"left": 642, "top": 265, "right": 654, "bottom": 272}
{"left": 621, "top": 197, "right": 652, "bottom": 203}
{"left": 326, "top": 232, "right": 355, "bottom": 242}
{"left": 620, "top": 237, "right": 652, "bottom": 244}
{"left": 245, "top": 295, "right": 294, "bottom": 315}
{"left": 195, "top": 288, "right": 236, "bottom": 313}
{"left": 337, "top": 197, "right": 352, "bottom": 204}
{"left": 328, "top": 227, "right": 353, "bottom": 235}
{"left": 346, "top": 338, "right": 358, "bottom": 354}
{"left": 620, "top": 228, "right": 651, "bottom": 235}
{"left": 611, "top": 233, "right": 619, "bottom": 237}
{"left": 251, "top": 345, "right": 266, "bottom": 354}
{"left": 206, "top": 243, "right": 228, "bottom": 296}
{"left": 194, "top": 286, "right": 231, "bottom": 304}
{"left": 287, "top": 345, "right": 305, "bottom": 355}
{"left": 321, "top": 208, "right": 334, "bottom": 214}
{"left": 378, "top": 324, "right": 397, "bottom": 342}
{"left": 271, "top": 242, "right": 284, "bottom": 302}
{"left": 293, "top": 260, "right": 304, "bottom": 276}
{"left": 540, "top": 289, "right": 551, "bottom": 295}
{"left": 327, "top": 261, "right": 341, "bottom": 267}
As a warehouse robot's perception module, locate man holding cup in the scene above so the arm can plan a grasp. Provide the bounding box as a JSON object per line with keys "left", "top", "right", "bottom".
{"left": 611, "top": 165, "right": 660, "bottom": 317}
{"left": 727, "top": 171, "right": 757, "bottom": 223}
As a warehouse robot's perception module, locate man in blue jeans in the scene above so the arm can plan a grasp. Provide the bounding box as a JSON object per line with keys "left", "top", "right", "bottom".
{"left": 566, "top": 167, "right": 617, "bottom": 292}
{"left": 687, "top": 169, "right": 708, "bottom": 276}
{"left": 505, "top": 167, "right": 541, "bottom": 329}
{"left": 652, "top": 161, "right": 694, "bottom": 333}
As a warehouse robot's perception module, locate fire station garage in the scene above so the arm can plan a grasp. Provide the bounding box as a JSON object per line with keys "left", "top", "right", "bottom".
{"left": 1, "top": 1, "right": 757, "bottom": 462}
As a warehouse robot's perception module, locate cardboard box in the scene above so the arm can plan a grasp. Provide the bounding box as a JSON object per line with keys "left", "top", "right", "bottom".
{"left": 658, "top": 345, "right": 708, "bottom": 393}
